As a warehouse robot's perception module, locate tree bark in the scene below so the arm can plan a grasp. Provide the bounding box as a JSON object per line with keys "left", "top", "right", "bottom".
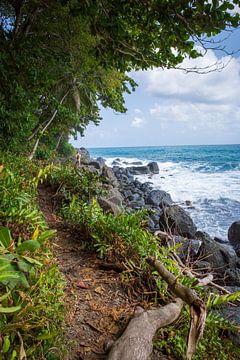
{"left": 107, "top": 299, "right": 183, "bottom": 360}
{"left": 146, "top": 257, "right": 207, "bottom": 360}
{"left": 28, "top": 89, "right": 70, "bottom": 160}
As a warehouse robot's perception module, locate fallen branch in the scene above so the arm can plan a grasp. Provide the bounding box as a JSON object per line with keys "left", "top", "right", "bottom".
{"left": 146, "top": 257, "right": 207, "bottom": 360}
{"left": 107, "top": 299, "right": 183, "bottom": 360}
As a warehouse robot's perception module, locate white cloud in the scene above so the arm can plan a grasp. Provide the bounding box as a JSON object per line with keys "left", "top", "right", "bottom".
{"left": 134, "top": 108, "right": 143, "bottom": 114}
{"left": 135, "top": 50, "right": 240, "bottom": 106}
{"left": 131, "top": 49, "right": 240, "bottom": 136}
{"left": 131, "top": 116, "right": 145, "bottom": 128}
{"left": 150, "top": 101, "right": 240, "bottom": 132}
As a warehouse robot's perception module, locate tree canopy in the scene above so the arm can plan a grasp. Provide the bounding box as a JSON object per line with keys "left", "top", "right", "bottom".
{"left": 0, "top": 0, "right": 239, "bottom": 157}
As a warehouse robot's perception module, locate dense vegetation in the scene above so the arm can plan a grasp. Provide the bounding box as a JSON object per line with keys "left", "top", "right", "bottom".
{"left": 1, "top": 1, "right": 240, "bottom": 359}
{"left": 1, "top": 0, "right": 239, "bottom": 158}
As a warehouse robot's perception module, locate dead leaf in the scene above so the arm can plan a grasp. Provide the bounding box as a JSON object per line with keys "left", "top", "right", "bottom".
{"left": 77, "top": 281, "right": 89, "bottom": 289}
{"left": 17, "top": 332, "right": 27, "bottom": 360}
{"left": 85, "top": 292, "right": 92, "bottom": 301}
{"left": 95, "top": 286, "right": 105, "bottom": 294}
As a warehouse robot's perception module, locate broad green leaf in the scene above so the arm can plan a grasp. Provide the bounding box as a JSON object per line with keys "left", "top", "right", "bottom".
{"left": 22, "top": 255, "right": 43, "bottom": 267}
{"left": 3, "top": 336, "right": 10, "bottom": 353}
{"left": 17, "top": 259, "right": 32, "bottom": 273}
{"left": 37, "top": 229, "right": 56, "bottom": 244}
{"left": 17, "top": 240, "right": 41, "bottom": 253}
{"left": 0, "top": 305, "right": 21, "bottom": 313}
{"left": 0, "top": 290, "right": 11, "bottom": 302}
{"left": 0, "top": 227, "right": 12, "bottom": 249}
{"left": 0, "top": 271, "right": 19, "bottom": 282}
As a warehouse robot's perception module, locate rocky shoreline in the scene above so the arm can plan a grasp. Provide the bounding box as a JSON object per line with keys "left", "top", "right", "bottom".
{"left": 75, "top": 147, "right": 240, "bottom": 342}
{"left": 76, "top": 148, "right": 240, "bottom": 288}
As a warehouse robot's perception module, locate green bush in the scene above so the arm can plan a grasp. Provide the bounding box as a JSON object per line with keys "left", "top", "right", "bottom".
{"left": 0, "top": 157, "right": 65, "bottom": 359}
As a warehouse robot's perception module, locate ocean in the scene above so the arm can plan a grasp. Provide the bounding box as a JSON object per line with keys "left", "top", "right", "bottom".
{"left": 88, "top": 144, "right": 240, "bottom": 241}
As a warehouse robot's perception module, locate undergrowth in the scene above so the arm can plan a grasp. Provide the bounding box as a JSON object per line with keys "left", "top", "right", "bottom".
{"left": 0, "top": 155, "right": 65, "bottom": 359}
{"left": 49, "top": 162, "right": 240, "bottom": 360}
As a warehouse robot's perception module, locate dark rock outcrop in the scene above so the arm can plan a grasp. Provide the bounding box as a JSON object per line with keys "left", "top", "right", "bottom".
{"left": 97, "top": 197, "right": 122, "bottom": 215}
{"left": 146, "top": 190, "right": 172, "bottom": 207}
{"left": 127, "top": 166, "right": 150, "bottom": 175}
{"left": 228, "top": 221, "right": 240, "bottom": 255}
{"left": 159, "top": 205, "right": 197, "bottom": 238}
{"left": 147, "top": 162, "right": 159, "bottom": 174}
{"left": 77, "top": 147, "right": 91, "bottom": 164}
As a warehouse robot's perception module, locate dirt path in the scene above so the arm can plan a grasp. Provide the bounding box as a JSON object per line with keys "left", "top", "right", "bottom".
{"left": 38, "top": 186, "right": 137, "bottom": 359}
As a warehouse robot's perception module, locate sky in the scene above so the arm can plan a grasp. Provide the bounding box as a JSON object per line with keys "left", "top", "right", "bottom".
{"left": 71, "top": 28, "right": 240, "bottom": 148}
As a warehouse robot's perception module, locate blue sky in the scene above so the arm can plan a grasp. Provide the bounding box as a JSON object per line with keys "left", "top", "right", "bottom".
{"left": 71, "top": 29, "right": 240, "bottom": 148}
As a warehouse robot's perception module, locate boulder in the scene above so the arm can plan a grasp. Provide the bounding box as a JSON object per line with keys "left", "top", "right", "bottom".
{"left": 77, "top": 147, "right": 91, "bottom": 164}
{"left": 159, "top": 205, "right": 197, "bottom": 238}
{"left": 147, "top": 162, "right": 159, "bottom": 174}
{"left": 218, "top": 306, "right": 240, "bottom": 346}
{"left": 196, "top": 231, "right": 238, "bottom": 271}
{"left": 102, "top": 165, "right": 119, "bottom": 187}
{"left": 96, "top": 157, "right": 106, "bottom": 165}
{"left": 112, "top": 160, "right": 120, "bottom": 166}
{"left": 169, "top": 235, "right": 202, "bottom": 262}
{"left": 146, "top": 190, "right": 172, "bottom": 207}
{"left": 106, "top": 187, "right": 124, "bottom": 206}
{"left": 228, "top": 221, "right": 240, "bottom": 255}
{"left": 127, "top": 166, "right": 150, "bottom": 175}
{"left": 89, "top": 160, "right": 103, "bottom": 170}
{"left": 97, "top": 197, "right": 122, "bottom": 215}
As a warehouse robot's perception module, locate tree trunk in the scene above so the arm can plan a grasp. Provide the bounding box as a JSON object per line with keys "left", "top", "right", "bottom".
{"left": 107, "top": 299, "right": 183, "bottom": 360}
{"left": 28, "top": 89, "right": 70, "bottom": 160}
{"left": 55, "top": 132, "right": 64, "bottom": 151}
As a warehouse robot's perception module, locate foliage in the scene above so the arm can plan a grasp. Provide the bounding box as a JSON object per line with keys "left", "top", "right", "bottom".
{"left": 0, "top": 157, "right": 65, "bottom": 359}
{"left": 0, "top": 1, "right": 239, "bottom": 156}
{"left": 49, "top": 164, "right": 103, "bottom": 203}
{"left": 55, "top": 161, "right": 240, "bottom": 359}
{"left": 154, "top": 309, "right": 240, "bottom": 359}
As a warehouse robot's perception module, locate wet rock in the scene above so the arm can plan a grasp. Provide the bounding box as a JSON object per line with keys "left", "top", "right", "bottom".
{"left": 159, "top": 205, "right": 197, "bottom": 238}
{"left": 146, "top": 190, "right": 172, "bottom": 207}
{"left": 228, "top": 221, "right": 240, "bottom": 255}
{"left": 96, "top": 157, "right": 106, "bottom": 165}
{"left": 196, "top": 231, "right": 238, "bottom": 272}
{"left": 112, "top": 160, "right": 120, "bottom": 166}
{"left": 127, "top": 166, "right": 150, "bottom": 175}
{"left": 147, "top": 161, "right": 159, "bottom": 174}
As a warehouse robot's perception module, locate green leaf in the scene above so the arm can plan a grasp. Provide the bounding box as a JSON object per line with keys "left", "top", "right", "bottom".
{"left": 3, "top": 335, "right": 11, "bottom": 353}
{"left": 17, "top": 240, "right": 41, "bottom": 253}
{"left": 0, "top": 290, "right": 11, "bottom": 302}
{"left": 17, "top": 259, "right": 32, "bottom": 273}
{"left": 22, "top": 255, "right": 43, "bottom": 267}
{"left": 0, "top": 271, "right": 20, "bottom": 282}
{"left": 37, "top": 229, "right": 56, "bottom": 244}
{"left": 0, "top": 305, "right": 21, "bottom": 313}
{"left": 0, "top": 227, "right": 12, "bottom": 249}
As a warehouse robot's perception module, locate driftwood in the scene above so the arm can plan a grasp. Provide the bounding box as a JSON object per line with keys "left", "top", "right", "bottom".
{"left": 146, "top": 257, "right": 207, "bottom": 360}
{"left": 107, "top": 257, "right": 207, "bottom": 360}
{"left": 107, "top": 299, "right": 183, "bottom": 360}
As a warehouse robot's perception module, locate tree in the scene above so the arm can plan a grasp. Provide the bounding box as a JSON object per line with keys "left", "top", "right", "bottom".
{"left": 0, "top": 0, "right": 239, "bottom": 156}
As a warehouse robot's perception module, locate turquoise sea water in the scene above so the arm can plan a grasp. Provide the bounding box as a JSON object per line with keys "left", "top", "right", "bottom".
{"left": 88, "top": 144, "right": 240, "bottom": 240}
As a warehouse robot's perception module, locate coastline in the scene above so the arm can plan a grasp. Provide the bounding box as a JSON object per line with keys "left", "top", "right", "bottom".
{"left": 77, "top": 147, "right": 240, "bottom": 290}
